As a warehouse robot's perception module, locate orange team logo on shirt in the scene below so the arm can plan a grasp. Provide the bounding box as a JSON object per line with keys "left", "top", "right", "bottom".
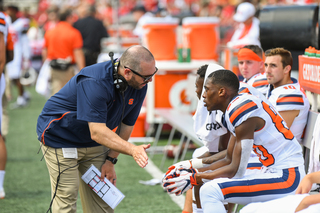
{"left": 128, "top": 99, "right": 134, "bottom": 105}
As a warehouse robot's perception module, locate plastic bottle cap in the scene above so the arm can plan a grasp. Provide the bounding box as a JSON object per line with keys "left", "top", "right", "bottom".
{"left": 309, "top": 48, "right": 316, "bottom": 54}
{"left": 305, "top": 48, "right": 310, "bottom": 56}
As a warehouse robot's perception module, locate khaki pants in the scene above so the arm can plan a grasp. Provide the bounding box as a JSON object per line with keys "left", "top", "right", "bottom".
{"left": 50, "top": 66, "right": 74, "bottom": 96}
{"left": 41, "top": 143, "right": 114, "bottom": 213}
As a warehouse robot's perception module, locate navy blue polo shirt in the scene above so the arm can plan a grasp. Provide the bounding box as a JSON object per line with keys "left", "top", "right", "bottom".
{"left": 36, "top": 60, "right": 147, "bottom": 148}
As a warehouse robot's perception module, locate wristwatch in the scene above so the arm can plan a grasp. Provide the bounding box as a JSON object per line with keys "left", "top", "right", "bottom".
{"left": 106, "top": 156, "right": 118, "bottom": 164}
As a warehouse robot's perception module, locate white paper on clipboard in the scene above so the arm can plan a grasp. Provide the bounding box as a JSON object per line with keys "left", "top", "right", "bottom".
{"left": 81, "top": 164, "right": 125, "bottom": 209}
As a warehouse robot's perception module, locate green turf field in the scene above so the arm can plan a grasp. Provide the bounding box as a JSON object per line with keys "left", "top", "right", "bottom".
{"left": 0, "top": 86, "right": 192, "bottom": 213}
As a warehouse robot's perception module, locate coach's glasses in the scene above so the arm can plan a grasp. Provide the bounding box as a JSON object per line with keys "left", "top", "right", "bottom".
{"left": 124, "top": 66, "right": 158, "bottom": 83}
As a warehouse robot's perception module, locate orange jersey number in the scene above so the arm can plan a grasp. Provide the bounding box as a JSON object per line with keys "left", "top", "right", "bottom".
{"left": 252, "top": 101, "right": 295, "bottom": 167}
{"left": 261, "top": 101, "right": 294, "bottom": 140}
{"left": 253, "top": 144, "right": 275, "bottom": 167}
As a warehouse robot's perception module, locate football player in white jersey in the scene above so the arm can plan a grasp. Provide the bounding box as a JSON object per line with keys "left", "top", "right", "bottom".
{"left": 6, "top": 5, "right": 30, "bottom": 107}
{"left": 0, "top": 10, "right": 7, "bottom": 199}
{"left": 166, "top": 66, "right": 271, "bottom": 213}
{"left": 181, "top": 64, "right": 230, "bottom": 213}
{"left": 265, "top": 48, "right": 310, "bottom": 144}
{"left": 163, "top": 69, "right": 305, "bottom": 213}
{"left": 237, "top": 45, "right": 269, "bottom": 96}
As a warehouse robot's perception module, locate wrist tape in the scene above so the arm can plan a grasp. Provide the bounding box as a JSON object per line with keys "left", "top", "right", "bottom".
{"left": 190, "top": 158, "right": 203, "bottom": 169}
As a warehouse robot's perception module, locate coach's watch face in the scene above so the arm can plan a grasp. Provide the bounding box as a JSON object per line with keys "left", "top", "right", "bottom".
{"left": 106, "top": 156, "right": 118, "bottom": 164}
{"left": 111, "top": 158, "right": 118, "bottom": 164}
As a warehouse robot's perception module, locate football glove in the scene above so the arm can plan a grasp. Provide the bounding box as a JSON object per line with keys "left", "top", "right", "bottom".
{"left": 163, "top": 159, "right": 203, "bottom": 181}
{"left": 161, "top": 166, "right": 178, "bottom": 190}
{"left": 162, "top": 160, "right": 192, "bottom": 183}
{"left": 162, "top": 168, "right": 198, "bottom": 196}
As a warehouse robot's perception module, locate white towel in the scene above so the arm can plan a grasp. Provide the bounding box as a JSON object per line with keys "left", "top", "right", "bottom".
{"left": 35, "top": 59, "right": 51, "bottom": 98}
{"left": 193, "top": 64, "right": 228, "bottom": 152}
{"left": 308, "top": 113, "right": 320, "bottom": 174}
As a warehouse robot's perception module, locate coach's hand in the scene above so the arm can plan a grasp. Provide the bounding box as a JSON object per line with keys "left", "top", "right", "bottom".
{"left": 132, "top": 144, "right": 150, "bottom": 168}
{"left": 100, "top": 160, "right": 117, "bottom": 186}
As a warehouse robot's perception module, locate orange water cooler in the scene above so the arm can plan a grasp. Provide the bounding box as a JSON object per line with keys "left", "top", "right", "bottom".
{"left": 131, "top": 112, "right": 146, "bottom": 137}
{"left": 182, "top": 17, "right": 220, "bottom": 61}
{"left": 142, "top": 17, "right": 179, "bottom": 60}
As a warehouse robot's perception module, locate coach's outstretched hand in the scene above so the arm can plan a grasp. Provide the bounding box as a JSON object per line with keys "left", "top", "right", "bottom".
{"left": 132, "top": 144, "right": 150, "bottom": 168}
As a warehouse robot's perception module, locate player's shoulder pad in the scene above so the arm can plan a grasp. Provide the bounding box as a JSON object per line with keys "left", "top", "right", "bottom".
{"left": 227, "top": 94, "right": 260, "bottom": 126}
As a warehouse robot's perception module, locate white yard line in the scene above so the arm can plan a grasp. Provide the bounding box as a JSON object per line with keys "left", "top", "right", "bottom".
{"left": 143, "top": 158, "right": 185, "bottom": 210}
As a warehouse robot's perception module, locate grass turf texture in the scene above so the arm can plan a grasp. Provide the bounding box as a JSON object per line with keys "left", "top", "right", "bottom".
{"left": 0, "top": 86, "right": 191, "bottom": 213}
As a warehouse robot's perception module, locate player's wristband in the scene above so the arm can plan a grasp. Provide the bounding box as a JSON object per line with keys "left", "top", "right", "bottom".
{"left": 190, "top": 159, "right": 203, "bottom": 169}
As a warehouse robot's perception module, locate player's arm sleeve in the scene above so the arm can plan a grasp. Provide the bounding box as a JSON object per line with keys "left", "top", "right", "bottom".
{"left": 275, "top": 93, "right": 305, "bottom": 111}
{"left": 232, "top": 119, "right": 256, "bottom": 178}
{"left": 227, "top": 98, "right": 260, "bottom": 128}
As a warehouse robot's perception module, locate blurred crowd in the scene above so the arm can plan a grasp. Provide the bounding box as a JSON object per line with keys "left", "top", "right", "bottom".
{"left": 0, "top": 0, "right": 314, "bottom": 105}
{"left": 13, "top": 0, "right": 320, "bottom": 63}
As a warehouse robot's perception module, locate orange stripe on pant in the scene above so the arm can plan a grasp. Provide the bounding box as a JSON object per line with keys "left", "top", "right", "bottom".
{"left": 220, "top": 167, "right": 297, "bottom": 197}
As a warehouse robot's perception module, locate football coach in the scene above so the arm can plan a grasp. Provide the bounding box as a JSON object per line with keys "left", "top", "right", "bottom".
{"left": 36, "top": 45, "right": 157, "bottom": 213}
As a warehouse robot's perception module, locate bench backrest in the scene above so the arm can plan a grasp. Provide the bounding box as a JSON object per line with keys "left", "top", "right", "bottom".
{"left": 302, "top": 111, "right": 318, "bottom": 149}
{"left": 302, "top": 110, "right": 319, "bottom": 172}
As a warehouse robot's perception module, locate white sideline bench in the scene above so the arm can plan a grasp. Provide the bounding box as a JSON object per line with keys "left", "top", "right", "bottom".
{"left": 150, "top": 108, "right": 203, "bottom": 169}
{"left": 302, "top": 110, "right": 319, "bottom": 172}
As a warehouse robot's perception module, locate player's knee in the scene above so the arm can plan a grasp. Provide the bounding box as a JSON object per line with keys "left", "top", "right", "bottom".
{"left": 200, "top": 182, "right": 223, "bottom": 203}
